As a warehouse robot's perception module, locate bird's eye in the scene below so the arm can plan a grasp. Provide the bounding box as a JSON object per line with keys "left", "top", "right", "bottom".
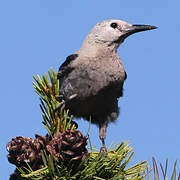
{"left": 110, "top": 23, "right": 118, "bottom": 29}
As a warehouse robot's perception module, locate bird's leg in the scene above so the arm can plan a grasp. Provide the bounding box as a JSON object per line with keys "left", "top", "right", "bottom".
{"left": 99, "top": 122, "right": 108, "bottom": 153}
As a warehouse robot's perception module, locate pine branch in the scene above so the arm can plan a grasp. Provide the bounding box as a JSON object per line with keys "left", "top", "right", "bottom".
{"left": 20, "top": 142, "right": 149, "bottom": 180}
{"left": 33, "top": 68, "right": 76, "bottom": 137}
{"left": 8, "top": 68, "right": 179, "bottom": 180}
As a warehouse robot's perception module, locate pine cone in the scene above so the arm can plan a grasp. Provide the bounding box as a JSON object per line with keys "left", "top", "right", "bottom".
{"left": 6, "top": 134, "right": 49, "bottom": 170}
{"left": 47, "top": 129, "right": 88, "bottom": 165}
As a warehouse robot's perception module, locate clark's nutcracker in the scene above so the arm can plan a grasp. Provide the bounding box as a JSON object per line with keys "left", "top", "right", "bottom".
{"left": 57, "top": 19, "right": 157, "bottom": 150}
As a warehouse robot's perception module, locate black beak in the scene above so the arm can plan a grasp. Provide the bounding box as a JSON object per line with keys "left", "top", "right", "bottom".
{"left": 122, "top": 24, "right": 157, "bottom": 39}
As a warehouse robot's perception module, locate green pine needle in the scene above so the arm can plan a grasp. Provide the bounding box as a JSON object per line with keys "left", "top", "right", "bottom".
{"left": 21, "top": 142, "right": 149, "bottom": 180}
{"left": 33, "top": 68, "right": 76, "bottom": 137}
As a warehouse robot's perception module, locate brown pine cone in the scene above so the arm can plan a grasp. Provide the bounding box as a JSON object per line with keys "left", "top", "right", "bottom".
{"left": 47, "top": 129, "right": 88, "bottom": 165}
{"left": 6, "top": 134, "right": 49, "bottom": 170}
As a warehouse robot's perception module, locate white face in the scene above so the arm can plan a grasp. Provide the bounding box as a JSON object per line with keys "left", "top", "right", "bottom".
{"left": 84, "top": 20, "right": 156, "bottom": 49}
{"left": 89, "top": 20, "right": 132, "bottom": 44}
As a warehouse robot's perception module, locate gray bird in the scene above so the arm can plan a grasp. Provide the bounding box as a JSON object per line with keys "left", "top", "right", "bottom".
{"left": 57, "top": 19, "right": 157, "bottom": 150}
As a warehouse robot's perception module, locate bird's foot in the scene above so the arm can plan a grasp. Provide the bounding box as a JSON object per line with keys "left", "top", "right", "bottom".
{"left": 54, "top": 100, "right": 65, "bottom": 112}
{"left": 100, "top": 145, "right": 107, "bottom": 153}
{"left": 98, "top": 145, "right": 109, "bottom": 158}
{"left": 56, "top": 94, "right": 64, "bottom": 101}
{"left": 54, "top": 94, "right": 77, "bottom": 112}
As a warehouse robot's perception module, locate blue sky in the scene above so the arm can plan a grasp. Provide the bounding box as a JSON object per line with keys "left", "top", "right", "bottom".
{"left": 1, "top": 0, "right": 180, "bottom": 179}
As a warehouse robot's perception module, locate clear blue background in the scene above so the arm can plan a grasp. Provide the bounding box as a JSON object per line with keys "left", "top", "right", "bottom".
{"left": 1, "top": 0, "right": 179, "bottom": 179}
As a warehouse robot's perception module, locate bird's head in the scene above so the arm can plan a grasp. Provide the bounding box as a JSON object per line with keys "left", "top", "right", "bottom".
{"left": 85, "top": 19, "right": 157, "bottom": 49}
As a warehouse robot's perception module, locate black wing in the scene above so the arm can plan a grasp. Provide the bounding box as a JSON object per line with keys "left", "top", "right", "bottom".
{"left": 57, "top": 54, "right": 78, "bottom": 81}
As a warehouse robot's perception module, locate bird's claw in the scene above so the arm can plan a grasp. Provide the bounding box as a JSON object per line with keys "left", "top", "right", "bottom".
{"left": 54, "top": 100, "right": 65, "bottom": 112}
{"left": 98, "top": 145, "right": 109, "bottom": 158}
{"left": 54, "top": 94, "right": 77, "bottom": 113}
{"left": 100, "top": 145, "right": 107, "bottom": 153}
